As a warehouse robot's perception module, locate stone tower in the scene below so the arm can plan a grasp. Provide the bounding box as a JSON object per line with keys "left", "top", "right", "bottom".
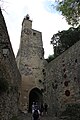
{"left": 16, "top": 15, "right": 45, "bottom": 112}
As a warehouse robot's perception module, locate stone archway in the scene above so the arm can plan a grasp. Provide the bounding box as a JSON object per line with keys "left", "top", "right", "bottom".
{"left": 28, "top": 87, "right": 43, "bottom": 112}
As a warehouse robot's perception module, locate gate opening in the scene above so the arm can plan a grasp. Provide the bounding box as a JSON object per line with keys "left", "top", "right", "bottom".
{"left": 28, "top": 87, "right": 43, "bottom": 112}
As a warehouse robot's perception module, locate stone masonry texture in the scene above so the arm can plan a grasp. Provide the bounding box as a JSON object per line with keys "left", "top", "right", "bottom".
{"left": 44, "top": 40, "right": 80, "bottom": 116}
{"left": 0, "top": 8, "right": 21, "bottom": 120}
{"left": 1, "top": 7, "right": 80, "bottom": 120}
{"left": 16, "top": 15, "right": 45, "bottom": 112}
{"left": 16, "top": 14, "right": 80, "bottom": 117}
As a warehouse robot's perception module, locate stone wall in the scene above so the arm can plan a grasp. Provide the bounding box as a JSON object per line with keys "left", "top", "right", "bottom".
{"left": 0, "top": 8, "right": 21, "bottom": 120}
{"left": 44, "top": 40, "right": 80, "bottom": 116}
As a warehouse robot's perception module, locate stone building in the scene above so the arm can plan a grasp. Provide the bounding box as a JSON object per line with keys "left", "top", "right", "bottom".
{"left": 16, "top": 15, "right": 45, "bottom": 112}
{"left": 0, "top": 8, "right": 21, "bottom": 120}
{"left": 1, "top": 4, "right": 80, "bottom": 118}
{"left": 16, "top": 14, "right": 80, "bottom": 116}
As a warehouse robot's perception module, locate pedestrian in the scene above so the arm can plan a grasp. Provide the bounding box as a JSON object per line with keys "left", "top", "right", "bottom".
{"left": 32, "top": 108, "right": 40, "bottom": 120}
{"left": 32, "top": 102, "right": 40, "bottom": 120}
{"left": 32, "top": 102, "right": 35, "bottom": 113}
{"left": 44, "top": 103, "right": 48, "bottom": 115}
{"left": 40, "top": 103, "right": 44, "bottom": 116}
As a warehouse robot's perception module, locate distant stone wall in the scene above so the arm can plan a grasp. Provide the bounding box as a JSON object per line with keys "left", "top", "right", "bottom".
{"left": 0, "top": 8, "right": 21, "bottom": 120}
{"left": 45, "top": 40, "right": 80, "bottom": 116}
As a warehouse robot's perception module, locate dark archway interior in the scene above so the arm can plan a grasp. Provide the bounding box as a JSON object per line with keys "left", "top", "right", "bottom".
{"left": 29, "top": 87, "right": 43, "bottom": 112}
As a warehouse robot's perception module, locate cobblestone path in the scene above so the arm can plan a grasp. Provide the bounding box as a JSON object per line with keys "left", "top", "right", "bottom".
{"left": 18, "top": 113, "right": 59, "bottom": 120}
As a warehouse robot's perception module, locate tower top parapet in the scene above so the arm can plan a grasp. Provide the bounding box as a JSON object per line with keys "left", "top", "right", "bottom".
{"left": 22, "top": 14, "right": 32, "bottom": 27}
{"left": 23, "top": 14, "right": 31, "bottom": 21}
{"left": 22, "top": 14, "right": 32, "bottom": 29}
{"left": 25, "top": 14, "right": 30, "bottom": 20}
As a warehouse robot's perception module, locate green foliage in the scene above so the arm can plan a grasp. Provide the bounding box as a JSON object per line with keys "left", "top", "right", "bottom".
{"left": 60, "top": 103, "right": 80, "bottom": 120}
{"left": 0, "top": 77, "right": 9, "bottom": 93}
{"left": 46, "top": 54, "right": 55, "bottom": 62}
{"left": 54, "top": 0, "right": 80, "bottom": 26}
{"left": 47, "top": 25, "right": 80, "bottom": 61}
{"left": 51, "top": 25, "right": 80, "bottom": 57}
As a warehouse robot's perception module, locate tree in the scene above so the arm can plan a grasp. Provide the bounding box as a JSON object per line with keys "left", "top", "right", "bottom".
{"left": 47, "top": 26, "right": 80, "bottom": 62}
{"left": 46, "top": 54, "right": 55, "bottom": 63}
{"left": 54, "top": 0, "right": 80, "bottom": 26}
{"left": 51, "top": 25, "right": 80, "bottom": 57}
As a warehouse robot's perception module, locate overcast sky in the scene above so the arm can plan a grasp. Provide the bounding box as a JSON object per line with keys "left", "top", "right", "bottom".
{"left": 1, "top": 0, "right": 70, "bottom": 58}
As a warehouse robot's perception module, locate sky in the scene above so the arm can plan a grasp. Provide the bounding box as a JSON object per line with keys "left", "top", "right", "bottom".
{"left": 0, "top": 0, "right": 70, "bottom": 58}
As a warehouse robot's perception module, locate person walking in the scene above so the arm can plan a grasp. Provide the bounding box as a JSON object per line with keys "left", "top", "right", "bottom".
{"left": 32, "top": 102, "right": 35, "bottom": 113}
{"left": 40, "top": 103, "right": 44, "bottom": 116}
{"left": 32, "top": 102, "right": 40, "bottom": 120}
{"left": 44, "top": 103, "right": 48, "bottom": 115}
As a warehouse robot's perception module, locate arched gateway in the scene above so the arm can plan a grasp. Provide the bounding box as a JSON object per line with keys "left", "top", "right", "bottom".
{"left": 29, "top": 87, "right": 43, "bottom": 112}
